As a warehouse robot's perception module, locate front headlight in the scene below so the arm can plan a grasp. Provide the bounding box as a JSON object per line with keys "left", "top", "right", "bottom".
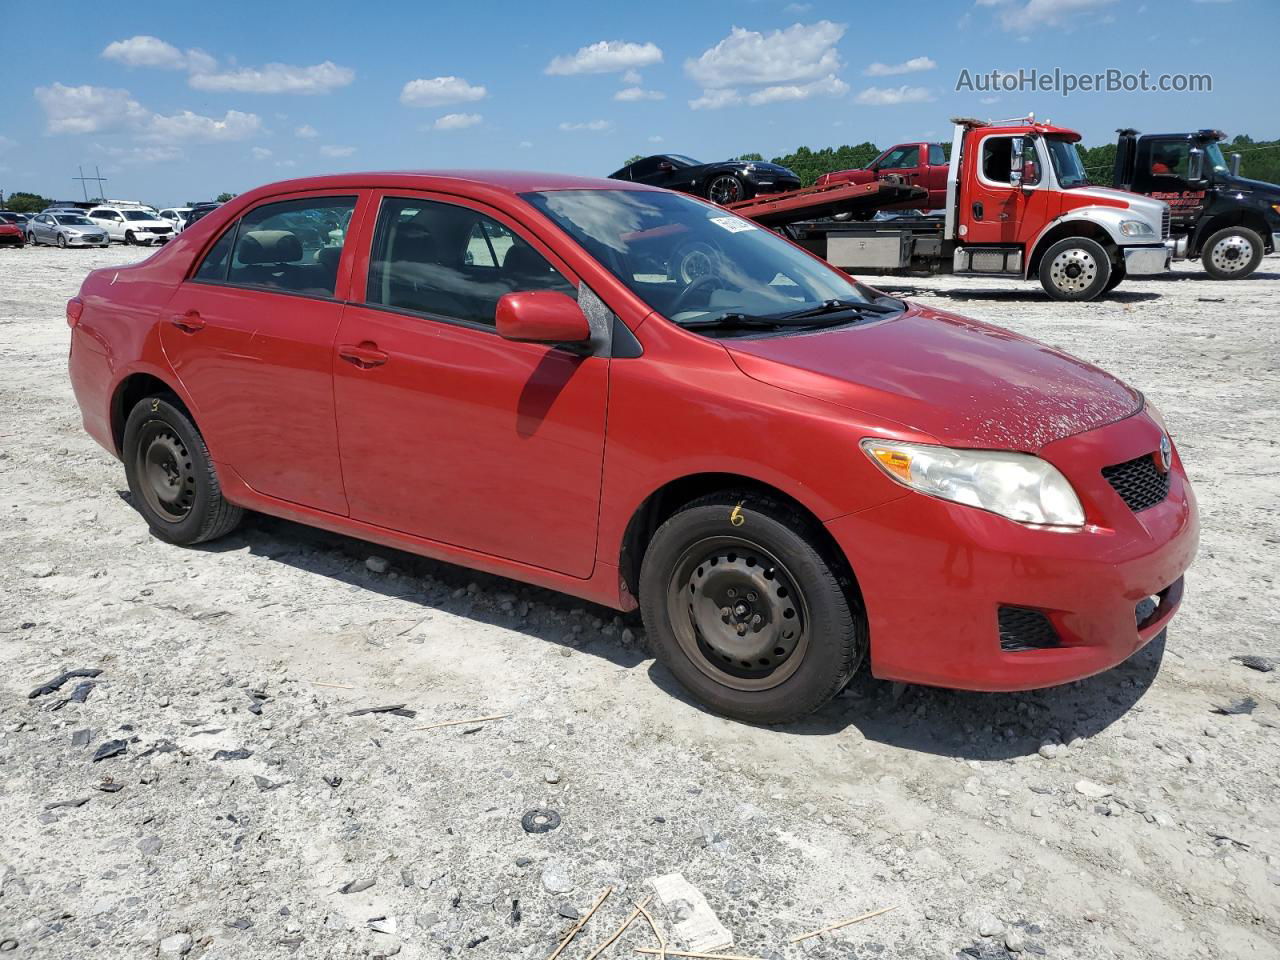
{"left": 861, "top": 439, "right": 1085, "bottom": 528}
{"left": 1119, "top": 219, "right": 1155, "bottom": 238}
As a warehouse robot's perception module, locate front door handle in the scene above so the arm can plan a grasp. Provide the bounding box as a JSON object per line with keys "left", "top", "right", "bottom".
{"left": 170, "top": 311, "right": 204, "bottom": 333}
{"left": 972, "top": 201, "right": 984, "bottom": 220}
{"left": 338, "top": 342, "right": 389, "bottom": 369}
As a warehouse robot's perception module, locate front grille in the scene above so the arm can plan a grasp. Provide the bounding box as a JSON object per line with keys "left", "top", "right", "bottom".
{"left": 1102, "top": 453, "right": 1170, "bottom": 512}
{"left": 151, "top": 226, "right": 172, "bottom": 235}
{"left": 1161, "top": 208, "right": 1170, "bottom": 240}
{"left": 998, "top": 606, "right": 1061, "bottom": 652}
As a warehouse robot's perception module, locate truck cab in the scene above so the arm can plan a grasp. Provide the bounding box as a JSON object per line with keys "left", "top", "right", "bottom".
{"left": 1113, "top": 128, "right": 1279, "bottom": 279}
{"left": 795, "top": 116, "right": 1171, "bottom": 301}
{"left": 816, "top": 141, "right": 950, "bottom": 212}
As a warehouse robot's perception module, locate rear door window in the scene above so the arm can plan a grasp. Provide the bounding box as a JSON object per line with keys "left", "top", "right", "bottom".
{"left": 366, "top": 196, "right": 574, "bottom": 327}
{"left": 219, "top": 196, "right": 356, "bottom": 298}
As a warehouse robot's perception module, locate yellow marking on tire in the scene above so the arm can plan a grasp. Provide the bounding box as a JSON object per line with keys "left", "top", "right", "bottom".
{"left": 729, "top": 504, "right": 745, "bottom": 527}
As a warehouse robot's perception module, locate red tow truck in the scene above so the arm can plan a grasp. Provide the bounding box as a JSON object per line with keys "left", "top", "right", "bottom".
{"left": 814, "top": 141, "right": 951, "bottom": 214}
{"left": 734, "top": 116, "right": 1173, "bottom": 301}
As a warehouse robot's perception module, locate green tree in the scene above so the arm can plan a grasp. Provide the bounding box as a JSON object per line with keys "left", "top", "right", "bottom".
{"left": 623, "top": 155, "right": 644, "bottom": 166}
{"left": 2, "top": 191, "right": 50, "bottom": 213}
{"left": 215, "top": 192, "right": 237, "bottom": 203}
{"left": 736, "top": 152, "right": 764, "bottom": 162}
{"left": 770, "top": 142, "right": 882, "bottom": 186}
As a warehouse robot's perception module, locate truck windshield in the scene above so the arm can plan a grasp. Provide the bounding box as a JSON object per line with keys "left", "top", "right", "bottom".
{"left": 523, "top": 189, "right": 885, "bottom": 332}
{"left": 1044, "top": 138, "right": 1089, "bottom": 188}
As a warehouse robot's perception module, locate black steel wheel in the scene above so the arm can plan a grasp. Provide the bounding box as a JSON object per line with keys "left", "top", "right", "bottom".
{"left": 640, "top": 492, "right": 864, "bottom": 724}
{"left": 707, "top": 175, "right": 746, "bottom": 206}
{"left": 123, "top": 395, "right": 243, "bottom": 545}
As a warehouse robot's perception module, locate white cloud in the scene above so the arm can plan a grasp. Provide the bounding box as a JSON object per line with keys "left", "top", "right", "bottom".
{"left": 101, "top": 143, "right": 186, "bottom": 165}
{"left": 614, "top": 87, "right": 666, "bottom": 102}
{"left": 400, "top": 76, "right": 487, "bottom": 108}
{"left": 689, "top": 89, "right": 740, "bottom": 111}
{"left": 252, "top": 146, "right": 273, "bottom": 160}
{"left": 648, "top": 135, "right": 664, "bottom": 143}
{"left": 102, "top": 35, "right": 189, "bottom": 70}
{"left": 146, "top": 109, "right": 262, "bottom": 142}
{"left": 0, "top": 135, "right": 16, "bottom": 152}
{"left": 622, "top": 69, "right": 643, "bottom": 85}
{"left": 686, "top": 21, "right": 844, "bottom": 88}
{"left": 559, "top": 120, "right": 613, "bottom": 132}
{"left": 35, "top": 83, "right": 150, "bottom": 134}
{"left": 434, "top": 113, "right": 482, "bottom": 130}
{"left": 995, "top": 0, "right": 1117, "bottom": 32}
{"left": 865, "top": 56, "right": 936, "bottom": 77}
{"left": 785, "top": 2, "right": 813, "bottom": 11}
{"left": 295, "top": 124, "right": 318, "bottom": 138}
{"left": 190, "top": 61, "right": 353, "bottom": 94}
{"left": 276, "top": 159, "right": 298, "bottom": 168}
{"left": 980, "top": 95, "right": 1000, "bottom": 104}
{"left": 746, "top": 75, "right": 848, "bottom": 105}
{"left": 519, "top": 140, "right": 533, "bottom": 149}
{"left": 854, "top": 85, "right": 936, "bottom": 106}
{"left": 546, "top": 41, "right": 663, "bottom": 76}
{"left": 320, "top": 145, "right": 356, "bottom": 157}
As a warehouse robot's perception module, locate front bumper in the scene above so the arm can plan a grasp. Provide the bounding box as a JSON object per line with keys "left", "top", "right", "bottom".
{"left": 66, "top": 235, "right": 110, "bottom": 247}
{"left": 1123, "top": 244, "right": 1171, "bottom": 276}
{"left": 826, "top": 412, "right": 1198, "bottom": 691}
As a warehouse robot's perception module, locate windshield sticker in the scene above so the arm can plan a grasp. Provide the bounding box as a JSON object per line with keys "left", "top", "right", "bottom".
{"left": 708, "top": 216, "right": 757, "bottom": 234}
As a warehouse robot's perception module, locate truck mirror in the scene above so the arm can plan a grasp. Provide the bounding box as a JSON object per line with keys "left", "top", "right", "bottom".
{"left": 1186, "top": 148, "right": 1205, "bottom": 183}
{"left": 1229, "top": 152, "right": 1241, "bottom": 177}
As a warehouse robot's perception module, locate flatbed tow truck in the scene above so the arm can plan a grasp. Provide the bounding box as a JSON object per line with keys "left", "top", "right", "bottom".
{"left": 725, "top": 116, "right": 1173, "bottom": 301}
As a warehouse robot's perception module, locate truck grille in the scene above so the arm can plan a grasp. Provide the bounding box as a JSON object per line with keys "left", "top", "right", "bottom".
{"left": 998, "top": 606, "right": 1061, "bottom": 652}
{"left": 1102, "top": 453, "right": 1170, "bottom": 512}
{"left": 1161, "top": 209, "right": 1170, "bottom": 240}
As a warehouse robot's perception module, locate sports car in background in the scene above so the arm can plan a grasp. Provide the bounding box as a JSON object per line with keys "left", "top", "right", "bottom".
{"left": 609, "top": 154, "right": 801, "bottom": 204}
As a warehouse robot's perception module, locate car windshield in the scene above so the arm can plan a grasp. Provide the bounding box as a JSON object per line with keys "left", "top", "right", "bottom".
{"left": 1204, "top": 141, "right": 1229, "bottom": 174}
{"left": 665, "top": 155, "right": 700, "bottom": 167}
{"left": 124, "top": 210, "right": 156, "bottom": 221}
{"left": 55, "top": 215, "right": 93, "bottom": 225}
{"left": 1044, "top": 137, "right": 1089, "bottom": 188}
{"left": 523, "top": 189, "right": 891, "bottom": 335}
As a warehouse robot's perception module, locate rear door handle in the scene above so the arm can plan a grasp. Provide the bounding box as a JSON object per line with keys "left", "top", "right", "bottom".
{"left": 338, "top": 342, "right": 389, "bottom": 369}
{"left": 170, "top": 311, "right": 204, "bottom": 333}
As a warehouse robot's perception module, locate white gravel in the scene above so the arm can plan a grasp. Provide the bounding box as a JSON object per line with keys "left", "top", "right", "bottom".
{"left": 1, "top": 245, "right": 1278, "bottom": 959}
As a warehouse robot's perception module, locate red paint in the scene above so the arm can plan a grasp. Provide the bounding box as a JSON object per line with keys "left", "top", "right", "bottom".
{"left": 67, "top": 169, "right": 1197, "bottom": 693}
{"left": 816, "top": 142, "right": 949, "bottom": 210}
{"left": 496, "top": 291, "right": 591, "bottom": 344}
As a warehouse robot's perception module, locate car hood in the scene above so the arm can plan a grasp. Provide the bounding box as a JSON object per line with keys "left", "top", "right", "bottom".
{"left": 747, "top": 162, "right": 799, "bottom": 178}
{"left": 725, "top": 304, "right": 1142, "bottom": 451}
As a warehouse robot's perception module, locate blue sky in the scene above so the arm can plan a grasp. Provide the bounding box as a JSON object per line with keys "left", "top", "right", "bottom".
{"left": 1, "top": 0, "right": 1274, "bottom": 205}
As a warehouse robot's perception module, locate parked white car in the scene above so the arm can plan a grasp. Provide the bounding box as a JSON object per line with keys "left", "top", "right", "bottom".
{"left": 86, "top": 206, "right": 175, "bottom": 245}
{"left": 157, "top": 208, "right": 192, "bottom": 233}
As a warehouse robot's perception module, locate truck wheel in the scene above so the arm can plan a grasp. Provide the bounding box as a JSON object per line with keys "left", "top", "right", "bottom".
{"left": 1039, "top": 237, "right": 1112, "bottom": 301}
{"left": 123, "top": 395, "right": 243, "bottom": 545}
{"left": 1201, "top": 226, "right": 1263, "bottom": 280}
{"left": 1104, "top": 262, "right": 1127, "bottom": 293}
{"left": 707, "top": 175, "right": 747, "bottom": 205}
{"left": 639, "top": 492, "right": 864, "bottom": 724}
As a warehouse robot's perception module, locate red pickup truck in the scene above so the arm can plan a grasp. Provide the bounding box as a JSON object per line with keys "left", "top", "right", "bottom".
{"left": 816, "top": 142, "right": 950, "bottom": 213}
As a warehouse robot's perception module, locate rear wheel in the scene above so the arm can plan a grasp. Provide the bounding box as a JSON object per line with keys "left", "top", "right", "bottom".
{"left": 123, "top": 395, "right": 243, "bottom": 545}
{"left": 1039, "top": 236, "right": 1112, "bottom": 301}
{"left": 1200, "top": 226, "right": 1263, "bottom": 280}
{"left": 639, "top": 492, "right": 864, "bottom": 724}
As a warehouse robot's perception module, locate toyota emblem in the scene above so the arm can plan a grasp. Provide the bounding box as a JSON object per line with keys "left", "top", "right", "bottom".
{"left": 1158, "top": 434, "right": 1172, "bottom": 472}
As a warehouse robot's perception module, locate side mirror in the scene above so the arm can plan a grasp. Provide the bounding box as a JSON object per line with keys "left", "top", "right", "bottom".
{"left": 657, "top": 161, "right": 674, "bottom": 172}
{"left": 1186, "top": 148, "right": 1205, "bottom": 183}
{"left": 1009, "top": 137, "right": 1025, "bottom": 185}
{"left": 496, "top": 291, "right": 591, "bottom": 347}
{"left": 1229, "top": 152, "right": 1241, "bottom": 177}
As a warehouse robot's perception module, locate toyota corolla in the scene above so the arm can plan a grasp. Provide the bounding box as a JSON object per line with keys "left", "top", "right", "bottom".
{"left": 66, "top": 172, "right": 1198, "bottom": 723}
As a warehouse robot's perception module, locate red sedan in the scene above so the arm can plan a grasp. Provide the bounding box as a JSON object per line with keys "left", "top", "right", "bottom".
{"left": 67, "top": 172, "right": 1198, "bottom": 723}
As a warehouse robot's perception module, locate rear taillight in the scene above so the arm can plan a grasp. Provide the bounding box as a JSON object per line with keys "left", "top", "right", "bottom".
{"left": 66, "top": 297, "right": 84, "bottom": 328}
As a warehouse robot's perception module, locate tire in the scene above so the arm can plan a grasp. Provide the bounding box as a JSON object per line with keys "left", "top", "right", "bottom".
{"left": 125, "top": 230, "right": 136, "bottom": 246}
{"left": 707, "top": 174, "right": 747, "bottom": 206}
{"left": 639, "top": 492, "right": 864, "bottom": 724}
{"left": 1103, "top": 261, "right": 1126, "bottom": 293}
{"left": 57, "top": 233, "right": 67, "bottom": 249}
{"left": 27, "top": 232, "right": 38, "bottom": 246}
{"left": 122, "top": 395, "right": 243, "bottom": 545}
{"left": 1200, "top": 226, "right": 1263, "bottom": 280}
{"left": 1038, "top": 236, "right": 1112, "bottom": 301}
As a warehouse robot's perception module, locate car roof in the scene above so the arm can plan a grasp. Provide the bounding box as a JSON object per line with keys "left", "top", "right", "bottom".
{"left": 243, "top": 170, "right": 664, "bottom": 198}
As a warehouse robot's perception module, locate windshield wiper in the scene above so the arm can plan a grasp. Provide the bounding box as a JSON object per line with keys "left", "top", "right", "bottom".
{"left": 773, "top": 298, "right": 900, "bottom": 321}
{"left": 679, "top": 312, "right": 792, "bottom": 330}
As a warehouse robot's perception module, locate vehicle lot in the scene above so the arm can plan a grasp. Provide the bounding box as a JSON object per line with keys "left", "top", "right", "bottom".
{"left": 1, "top": 245, "right": 1277, "bottom": 959}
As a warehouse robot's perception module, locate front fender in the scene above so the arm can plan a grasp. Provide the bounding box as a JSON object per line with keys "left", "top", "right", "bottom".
{"left": 1024, "top": 203, "right": 1162, "bottom": 278}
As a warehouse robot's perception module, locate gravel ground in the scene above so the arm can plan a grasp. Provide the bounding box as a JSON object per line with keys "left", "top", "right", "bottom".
{"left": 1, "top": 244, "right": 1278, "bottom": 960}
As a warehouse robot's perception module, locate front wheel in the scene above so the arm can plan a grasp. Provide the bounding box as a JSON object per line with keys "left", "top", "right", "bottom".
{"left": 1038, "top": 236, "right": 1112, "bottom": 301}
{"left": 1201, "top": 226, "right": 1263, "bottom": 280}
{"left": 639, "top": 493, "right": 864, "bottom": 724}
{"left": 57, "top": 233, "right": 67, "bottom": 249}
{"left": 1103, "top": 261, "right": 1127, "bottom": 293}
{"left": 123, "top": 396, "right": 243, "bottom": 545}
